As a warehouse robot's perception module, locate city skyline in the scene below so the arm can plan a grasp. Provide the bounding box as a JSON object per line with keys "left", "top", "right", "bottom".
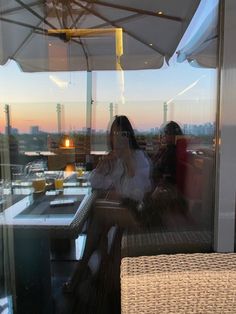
{"left": 1, "top": 120, "right": 215, "bottom": 136}
{"left": 0, "top": 94, "right": 216, "bottom": 134}
{"left": 3, "top": 121, "right": 215, "bottom": 158}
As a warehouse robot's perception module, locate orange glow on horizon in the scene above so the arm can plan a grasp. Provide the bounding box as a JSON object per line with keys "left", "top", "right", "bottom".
{"left": 0, "top": 98, "right": 215, "bottom": 134}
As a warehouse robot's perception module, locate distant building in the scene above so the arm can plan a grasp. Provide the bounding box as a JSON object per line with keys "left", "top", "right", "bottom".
{"left": 150, "top": 127, "right": 159, "bottom": 134}
{"left": 82, "top": 127, "right": 87, "bottom": 134}
{"left": 30, "top": 126, "right": 40, "bottom": 135}
{"left": 11, "top": 128, "right": 19, "bottom": 135}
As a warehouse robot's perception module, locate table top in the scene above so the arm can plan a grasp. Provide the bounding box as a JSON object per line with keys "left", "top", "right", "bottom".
{"left": 11, "top": 170, "right": 91, "bottom": 194}
{"left": 0, "top": 186, "right": 94, "bottom": 228}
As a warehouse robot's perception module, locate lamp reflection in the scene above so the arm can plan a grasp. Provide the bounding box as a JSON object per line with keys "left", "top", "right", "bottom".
{"left": 60, "top": 135, "right": 74, "bottom": 149}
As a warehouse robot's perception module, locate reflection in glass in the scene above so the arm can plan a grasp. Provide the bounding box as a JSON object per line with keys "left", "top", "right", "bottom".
{"left": 0, "top": 1, "right": 219, "bottom": 313}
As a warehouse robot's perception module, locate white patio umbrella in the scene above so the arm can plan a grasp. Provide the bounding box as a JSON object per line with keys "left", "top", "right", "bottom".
{"left": 176, "top": 2, "right": 218, "bottom": 68}
{"left": 0, "top": 0, "right": 200, "bottom": 72}
{"left": 0, "top": 0, "right": 201, "bottom": 143}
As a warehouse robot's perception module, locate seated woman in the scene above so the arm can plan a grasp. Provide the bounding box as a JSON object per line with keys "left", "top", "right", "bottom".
{"left": 64, "top": 115, "right": 152, "bottom": 298}
{"left": 90, "top": 115, "right": 152, "bottom": 207}
{"left": 147, "top": 121, "right": 189, "bottom": 229}
{"left": 152, "top": 120, "right": 183, "bottom": 186}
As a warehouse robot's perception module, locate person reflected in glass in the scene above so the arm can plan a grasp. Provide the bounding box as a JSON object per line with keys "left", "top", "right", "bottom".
{"left": 63, "top": 115, "right": 152, "bottom": 303}
{"left": 148, "top": 121, "right": 189, "bottom": 229}
{"left": 87, "top": 115, "right": 152, "bottom": 261}
{"left": 152, "top": 120, "right": 183, "bottom": 186}
{"left": 90, "top": 115, "right": 152, "bottom": 203}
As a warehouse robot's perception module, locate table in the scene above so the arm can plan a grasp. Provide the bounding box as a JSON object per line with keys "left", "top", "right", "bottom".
{"left": 3, "top": 187, "right": 93, "bottom": 227}
{"left": 1, "top": 185, "right": 96, "bottom": 314}
{"left": 10, "top": 170, "right": 91, "bottom": 196}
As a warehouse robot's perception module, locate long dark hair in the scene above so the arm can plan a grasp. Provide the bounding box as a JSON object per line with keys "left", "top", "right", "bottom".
{"left": 109, "top": 115, "right": 140, "bottom": 150}
{"left": 163, "top": 121, "right": 183, "bottom": 136}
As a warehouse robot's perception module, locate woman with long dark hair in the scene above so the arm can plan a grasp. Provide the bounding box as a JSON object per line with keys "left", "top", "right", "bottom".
{"left": 148, "top": 121, "right": 188, "bottom": 228}
{"left": 152, "top": 120, "right": 183, "bottom": 185}
{"left": 63, "top": 116, "right": 152, "bottom": 311}
{"left": 90, "top": 115, "right": 152, "bottom": 202}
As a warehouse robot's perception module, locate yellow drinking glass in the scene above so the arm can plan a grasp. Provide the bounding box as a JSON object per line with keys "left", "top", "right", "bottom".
{"left": 32, "top": 177, "right": 46, "bottom": 193}
{"left": 54, "top": 172, "right": 64, "bottom": 191}
{"left": 76, "top": 164, "right": 85, "bottom": 177}
{"left": 54, "top": 178, "right": 64, "bottom": 190}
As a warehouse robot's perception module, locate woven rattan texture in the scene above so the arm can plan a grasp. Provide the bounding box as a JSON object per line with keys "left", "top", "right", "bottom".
{"left": 121, "top": 253, "right": 236, "bottom": 313}
{"left": 69, "top": 191, "right": 97, "bottom": 233}
{"left": 121, "top": 230, "right": 212, "bottom": 257}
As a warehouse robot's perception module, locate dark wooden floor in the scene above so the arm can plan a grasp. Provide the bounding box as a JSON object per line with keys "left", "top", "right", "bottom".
{"left": 51, "top": 235, "right": 121, "bottom": 314}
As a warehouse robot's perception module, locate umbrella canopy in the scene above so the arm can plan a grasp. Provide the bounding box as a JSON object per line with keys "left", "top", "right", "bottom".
{"left": 0, "top": 0, "right": 200, "bottom": 72}
{"left": 176, "top": 2, "right": 218, "bottom": 68}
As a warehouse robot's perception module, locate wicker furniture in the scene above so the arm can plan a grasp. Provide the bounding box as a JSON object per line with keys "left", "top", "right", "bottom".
{"left": 121, "top": 253, "right": 236, "bottom": 313}
{"left": 121, "top": 230, "right": 212, "bottom": 257}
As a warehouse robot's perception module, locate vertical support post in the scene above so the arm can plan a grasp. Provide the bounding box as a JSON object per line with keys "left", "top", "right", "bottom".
{"left": 86, "top": 71, "right": 93, "bottom": 154}
{"left": 4, "top": 104, "right": 11, "bottom": 136}
{"left": 116, "top": 28, "right": 125, "bottom": 106}
{"left": 115, "top": 28, "right": 123, "bottom": 71}
{"left": 56, "top": 103, "right": 62, "bottom": 134}
{"left": 214, "top": 0, "right": 236, "bottom": 252}
{"left": 3, "top": 104, "right": 11, "bottom": 179}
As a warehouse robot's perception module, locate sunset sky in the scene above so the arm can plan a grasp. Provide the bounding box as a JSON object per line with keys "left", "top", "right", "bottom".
{"left": 0, "top": 60, "right": 217, "bottom": 133}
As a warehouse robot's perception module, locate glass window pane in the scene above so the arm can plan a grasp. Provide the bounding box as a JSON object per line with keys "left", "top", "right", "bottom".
{"left": 0, "top": 1, "right": 219, "bottom": 313}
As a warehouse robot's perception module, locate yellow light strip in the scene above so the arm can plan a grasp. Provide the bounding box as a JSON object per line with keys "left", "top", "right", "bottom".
{"left": 115, "top": 28, "right": 123, "bottom": 70}
{"left": 48, "top": 28, "right": 122, "bottom": 38}
{"left": 48, "top": 27, "right": 123, "bottom": 71}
